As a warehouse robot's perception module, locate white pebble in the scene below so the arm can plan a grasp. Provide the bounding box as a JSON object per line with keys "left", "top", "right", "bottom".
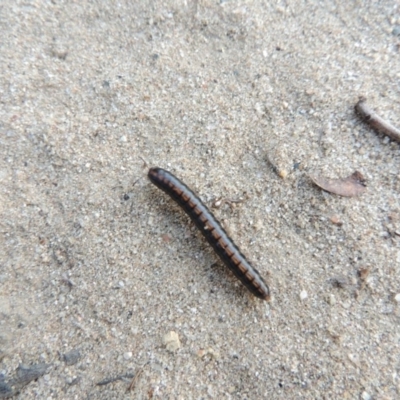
{"left": 361, "top": 391, "right": 372, "bottom": 400}
{"left": 123, "top": 352, "right": 132, "bottom": 360}
{"left": 300, "top": 290, "right": 308, "bottom": 300}
{"left": 394, "top": 293, "right": 400, "bottom": 303}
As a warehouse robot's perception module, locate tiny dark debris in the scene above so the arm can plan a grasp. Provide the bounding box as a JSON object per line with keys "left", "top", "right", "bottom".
{"left": 329, "top": 276, "right": 351, "bottom": 289}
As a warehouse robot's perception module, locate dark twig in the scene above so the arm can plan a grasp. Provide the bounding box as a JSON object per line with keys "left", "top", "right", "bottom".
{"left": 355, "top": 97, "right": 400, "bottom": 143}
{"left": 96, "top": 373, "right": 135, "bottom": 386}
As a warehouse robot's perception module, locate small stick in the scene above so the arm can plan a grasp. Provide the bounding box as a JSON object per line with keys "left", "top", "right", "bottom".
{"left": 127, "top": 362, "right": 148, "bottom": 391}
{"left": 96, "top": 373, "right": 134, "bottom": 386}
{"left": 139, "top": 156, "right": 149, "bottom": 168}
{"left": 355, "top": 97, "right": 400, "bottom": 143}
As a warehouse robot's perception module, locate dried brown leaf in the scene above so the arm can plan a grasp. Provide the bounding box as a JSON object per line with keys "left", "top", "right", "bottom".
{"left": 310, "top": 171, "right": 366, "bottom": 197}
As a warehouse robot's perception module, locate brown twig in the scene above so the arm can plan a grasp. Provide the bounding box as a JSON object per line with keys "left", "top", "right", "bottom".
{"left": 139, "top": 156, "right": 149, "bottom": 168}
{"left": 355, "top": 97, "right": 400, "bottom": 143}
{"left": 132, "top": 177, "right": 142, "bottom": 188}
{"left": 127, "top": 362, "right": 148, "bottom": 392}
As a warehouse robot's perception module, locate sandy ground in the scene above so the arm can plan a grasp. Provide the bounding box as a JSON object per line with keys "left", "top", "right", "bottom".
{"left": 1, "top": 1, "right": 400, "bottom": 399}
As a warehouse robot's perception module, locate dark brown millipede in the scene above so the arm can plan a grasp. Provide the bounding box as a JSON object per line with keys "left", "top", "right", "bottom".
{"left": 148, "top": 167, "right": 270, "bottom": 301}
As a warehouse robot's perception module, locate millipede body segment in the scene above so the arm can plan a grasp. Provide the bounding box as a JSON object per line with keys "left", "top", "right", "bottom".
{"left": 148, "top": 167, "right": 270, "bottom": 301}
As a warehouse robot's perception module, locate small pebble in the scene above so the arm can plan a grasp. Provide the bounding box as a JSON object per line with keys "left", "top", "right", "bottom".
{"left": 66, "top": 376, "right": 81, "bottom": 386}
{"left": 330, "top": 215, "right": 342, "bottom": 226}
{"left": 394, "top": 293, "right": 400, "bottom": 303}
{"left": 15, "top": 363, "right": 51, "bottom": 385}
{"left": 163, "top": 331, "right": 181, "bottom": 352}
{"left": 63, "top": 349, "right": 81, "bottom": 366}
{"left": 361, "top": 391, "right": 372, "bottom": 400}
{"left": 278, "top": 169, "right": 288, "bottom": 179}
{"left": 392, "top": 25, "right": 400, "bottom": 36}
{"left": 300, "top": 290, "right": 308, "bottom": 300}
{"left": 0, "top": 381, "right": 12, "bottom": 396}
{"left": 123, "top": 352, "right": 132, "bottom": 360}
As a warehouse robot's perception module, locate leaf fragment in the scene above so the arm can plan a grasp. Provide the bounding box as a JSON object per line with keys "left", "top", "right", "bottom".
{"left": 310, "top": 171, "right": 366, "bottom": 197}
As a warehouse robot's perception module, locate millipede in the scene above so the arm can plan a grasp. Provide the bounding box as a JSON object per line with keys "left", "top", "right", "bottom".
{"left": 148, "top": 167, "right": 270, "bottom": 301}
